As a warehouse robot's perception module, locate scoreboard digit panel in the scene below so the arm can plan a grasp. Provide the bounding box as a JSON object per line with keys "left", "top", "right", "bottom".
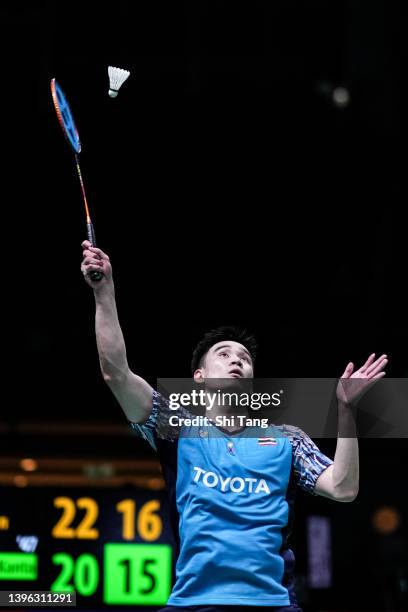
{"left": 0, "top": 486, "right": 174, "bottom": 608}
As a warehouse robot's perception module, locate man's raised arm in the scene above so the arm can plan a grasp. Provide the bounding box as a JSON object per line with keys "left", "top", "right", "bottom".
{"left": 314, "top": 353, "right": 388, "bottom": 502}
{"left": 81, "top": 240, "right": 153, "bottom": 424}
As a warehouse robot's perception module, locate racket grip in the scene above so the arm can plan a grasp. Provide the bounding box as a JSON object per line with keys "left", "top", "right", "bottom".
{"left": 86, "top": 222, "right": 103, "bottom": 282}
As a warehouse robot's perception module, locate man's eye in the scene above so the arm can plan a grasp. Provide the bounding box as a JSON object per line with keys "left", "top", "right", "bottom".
{"left": 219, "top": 352, "right": 228, "bottom": 357}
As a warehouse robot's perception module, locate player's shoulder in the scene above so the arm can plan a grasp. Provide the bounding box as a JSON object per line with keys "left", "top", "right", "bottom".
{"left": 273, "top": 424, "right": 310, "bottom": 445}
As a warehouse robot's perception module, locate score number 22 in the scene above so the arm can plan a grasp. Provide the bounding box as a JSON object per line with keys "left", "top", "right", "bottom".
{"left": 52, "top": 498, "right": 162, "bottom": 541}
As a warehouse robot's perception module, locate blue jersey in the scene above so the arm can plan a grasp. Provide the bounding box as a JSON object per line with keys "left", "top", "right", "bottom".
{"left": 131, "top": 391, "right": 332, "bottom": 607}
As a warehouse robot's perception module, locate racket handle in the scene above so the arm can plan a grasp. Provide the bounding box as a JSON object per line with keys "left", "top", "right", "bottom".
{"left": 90, "top": 270, "right": 103, "bottom": 281}
{"left": 86, "top": 222, "right": 103, "bottom": 282}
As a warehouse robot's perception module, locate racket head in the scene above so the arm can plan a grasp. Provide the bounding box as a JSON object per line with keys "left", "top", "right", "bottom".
{"left": 50, "top": 78, "right": 81, "bottom": 154}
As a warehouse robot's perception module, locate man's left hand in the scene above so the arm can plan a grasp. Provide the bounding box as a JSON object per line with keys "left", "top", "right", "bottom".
{"left": 336, "top": 353, "right": 388, "bottom": 404}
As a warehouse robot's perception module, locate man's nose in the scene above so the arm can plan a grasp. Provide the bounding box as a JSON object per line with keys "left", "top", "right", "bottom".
{"left": 230, "top": 357, "right": 243, "bottom": 367}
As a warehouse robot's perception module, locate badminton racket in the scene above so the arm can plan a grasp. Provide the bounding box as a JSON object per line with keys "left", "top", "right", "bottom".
{"left": 50, "top": 78, "right": 103, "bottom": 282}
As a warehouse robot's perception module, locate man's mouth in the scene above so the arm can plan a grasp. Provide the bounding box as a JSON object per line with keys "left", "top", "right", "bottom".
{"left": 228, "top": 369, "right": 243, "bottom": 377}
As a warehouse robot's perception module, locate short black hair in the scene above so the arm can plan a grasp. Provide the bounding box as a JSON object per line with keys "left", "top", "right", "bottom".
{"left": 191, "top": 326, "right": 258, "bottom": 374}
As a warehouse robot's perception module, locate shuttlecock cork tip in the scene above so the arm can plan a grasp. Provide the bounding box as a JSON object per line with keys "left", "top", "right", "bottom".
{"left": 107, "top": 65, "right": 130, "bottom": 98}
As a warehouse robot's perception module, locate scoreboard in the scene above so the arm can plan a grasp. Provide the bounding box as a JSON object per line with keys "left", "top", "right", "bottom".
{"left": 0, "top": 486, "right": 174, "bottom": 608}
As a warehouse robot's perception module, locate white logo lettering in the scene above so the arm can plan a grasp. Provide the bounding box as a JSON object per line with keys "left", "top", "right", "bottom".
{"left": 230, "top": 477, "right": 245, "bottom": 493}
{"left": 255, "top": 479, "right": 270, "bottom": 494}
{"left": 219, "top": 476, "right": 231, "bottom": 491}
{"left": 193, "top": 467, "right": 270, "bottom": 495}
{"left": 245, "top": 477, "right": 257, "bottom": 493}
{"left": 203, "top": 471, "right": 218, "bottom": 487}
{"left": 193, "top": 466, "right": 206, "bottom": 482}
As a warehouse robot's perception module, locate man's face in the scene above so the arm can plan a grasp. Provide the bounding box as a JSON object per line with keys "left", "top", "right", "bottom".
{"left": 193, "top": 340, "right": 254, "bottom": 381}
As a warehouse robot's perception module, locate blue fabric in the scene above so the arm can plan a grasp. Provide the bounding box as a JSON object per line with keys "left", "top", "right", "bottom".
{"left": 131, "top": 391, "right": 332, "bottom": 607}
{"left": 159, "top": 606, "right": 303, "bottom": 611}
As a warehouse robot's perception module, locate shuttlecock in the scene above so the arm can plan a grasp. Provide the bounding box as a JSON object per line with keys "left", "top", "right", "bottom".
{"left": 108, "top": 66, "right": 130, "bottom": 98}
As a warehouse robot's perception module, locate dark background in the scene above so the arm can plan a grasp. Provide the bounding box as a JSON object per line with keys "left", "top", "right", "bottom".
{"left": 1, "top": 1, "right": 407, "bottom": 610}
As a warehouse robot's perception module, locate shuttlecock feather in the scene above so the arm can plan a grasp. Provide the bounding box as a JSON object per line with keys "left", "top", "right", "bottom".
{"left": 108, "top": 66, "right": 130, "bottom": 98}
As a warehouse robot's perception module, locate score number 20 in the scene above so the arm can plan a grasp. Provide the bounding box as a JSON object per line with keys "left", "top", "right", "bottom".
{"left": 52, "top": 498, "right": 162, "bottom": 541}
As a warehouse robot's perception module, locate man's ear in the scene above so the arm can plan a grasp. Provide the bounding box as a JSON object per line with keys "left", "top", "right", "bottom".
{"left": 194, "top": 369, "right": 204, "bottom": 383}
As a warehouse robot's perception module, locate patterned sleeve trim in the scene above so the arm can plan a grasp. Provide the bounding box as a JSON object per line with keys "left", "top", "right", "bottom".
{"left": 129, "top": 389, "right": 190, "bottom": 449}
{"left": 277, "top": 424, "right": 333, "bottom": 495}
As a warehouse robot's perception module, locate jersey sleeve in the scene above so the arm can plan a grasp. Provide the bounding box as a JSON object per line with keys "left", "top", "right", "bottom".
{"left": 129, "top": 389, "right": 186, "bottom": 451}
{"left": 282, "top": 424, "right": 333, "bottom": 495}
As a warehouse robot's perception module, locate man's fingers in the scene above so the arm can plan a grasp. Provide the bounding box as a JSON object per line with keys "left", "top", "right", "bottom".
{"left": 82, "top": 263, "right": 103, "bottom": 275}
{"left": 365, "top": 354, "right": 387, "bottom": 376}
{"left": 82, "top": 249, "right": 109, "bottom": 263}
{"left": 359, "top": 353, "right": 376, "bottom": 372}
{"left": 83, "top": 257, "right": 104, "bottom": 267}
{"left": 341, "top": 362, "right": 354, "bottom": 378}
{"left": 89, "top": 246, "right": 110, "bottom": 261}
{"left": 81, "top": 242, "right": 110, "bottom": 262}
{"left": 366, "top": 358, "right": 388, "bottom": 378}
{"left": 372, "top": 371, "right": 386, "bottom": 380}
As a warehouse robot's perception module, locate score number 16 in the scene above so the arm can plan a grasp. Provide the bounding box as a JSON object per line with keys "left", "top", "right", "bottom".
{"left": 52, "top": 498, "right": 162, "bottom": 541}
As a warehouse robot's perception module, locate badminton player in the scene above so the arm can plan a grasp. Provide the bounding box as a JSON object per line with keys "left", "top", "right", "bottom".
{"left": 81, "top": 240, "right": 388, "bottom": 611}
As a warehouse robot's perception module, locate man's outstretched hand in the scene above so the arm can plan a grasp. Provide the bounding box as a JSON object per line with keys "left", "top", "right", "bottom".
{"left": 81, "top": 241, "right": 113, "bottom": 289}
{"left": 336, "top": 353, "right": 388, "bottom": 405}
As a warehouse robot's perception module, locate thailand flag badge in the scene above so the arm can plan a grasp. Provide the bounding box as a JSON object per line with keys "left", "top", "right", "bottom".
{"left": 257, "top": 437, "right": 277, "bottom": 446}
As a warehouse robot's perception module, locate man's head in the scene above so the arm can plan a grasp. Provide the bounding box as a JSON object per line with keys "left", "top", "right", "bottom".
{"left": 192, "top": 326, "right": 257, "bottom": 382}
